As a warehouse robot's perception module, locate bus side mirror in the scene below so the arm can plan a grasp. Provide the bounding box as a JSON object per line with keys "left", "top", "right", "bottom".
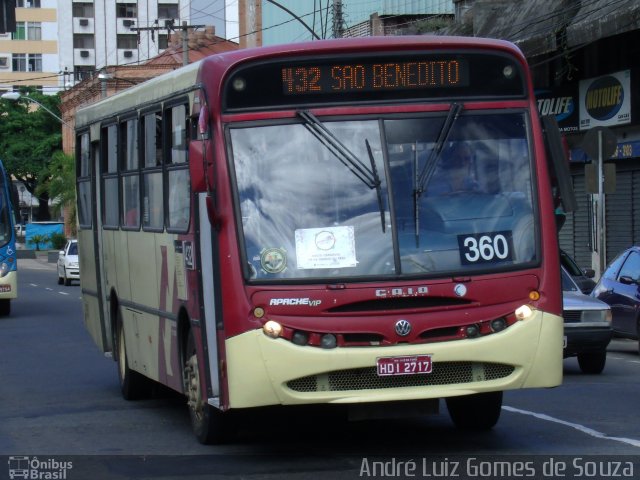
{"left": 542, "top": 115, "right": 577, "bottom": 214}
{"left": 189, "top": 138, "right": 207, "bottom": 193}
{"left": 189, "top": 107, "right": 214, "bottom": 193}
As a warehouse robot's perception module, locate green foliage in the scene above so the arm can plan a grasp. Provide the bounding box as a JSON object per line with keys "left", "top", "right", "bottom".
{"left": 37, "top": 151, "right": 77, "bottom": 235}
{"left": 28, "top": 233, "right": 49, "bottom": 251}
{"left": 0, "top": 89, "right": 64, "bottom": 220}
{"left": 49, "top": 232, "right": 67, "bottom": 251}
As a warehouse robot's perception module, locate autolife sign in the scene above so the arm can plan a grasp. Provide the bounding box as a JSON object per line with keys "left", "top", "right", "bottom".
{"left": 536, "top": 85, "right": 579, "bottom": 133}
{"left": 579, "top": 70, "right": 631, "bottom": 130}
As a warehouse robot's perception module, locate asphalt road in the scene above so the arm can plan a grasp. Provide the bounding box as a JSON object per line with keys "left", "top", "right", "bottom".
{"left": 1, "top": 257, "right": 639, "bottom": 479}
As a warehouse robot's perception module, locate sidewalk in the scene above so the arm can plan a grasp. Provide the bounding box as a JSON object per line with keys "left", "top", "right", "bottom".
{"left": 17, "top": 248, "right": 58, "bottom": 269}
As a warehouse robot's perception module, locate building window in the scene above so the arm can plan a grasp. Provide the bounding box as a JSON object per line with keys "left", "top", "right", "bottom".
{"left": 158, "top": 4, "right": 179, "bottom": 19}
{"left": 12, "top": 54, "right": 25, "bottom": 71}
{"left": 117, "top": 35, "right": 137, "bottom": 49}
{"left": 12, "top": 22, "right": 41, "bottom": 40}
{"left": 28, "top": 54, "right": 41, "bottom": 72}
{"left": 116, "top": 3, "right": 137, "bottom": 18}
{"left": 158, "top": 34, "right": 168, "bottom": 50}
{"left": 16, "top": 0, "right": 41, "bottom": 7}
{"left": 74, "top": 66, "right": 94, "bottom": 81}
{"left": 73, "top": 34, "right": 95, "bottom": 49}
{"left": 73, "top": 3, "right": 94, "bottom": 17}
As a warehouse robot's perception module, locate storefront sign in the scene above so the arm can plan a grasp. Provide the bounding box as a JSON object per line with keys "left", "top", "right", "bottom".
{"left": 535, "top": 86, "right": 579, "bottom": 133}
{"left": 579, "top": 70, "right": 631, "bottom": 130}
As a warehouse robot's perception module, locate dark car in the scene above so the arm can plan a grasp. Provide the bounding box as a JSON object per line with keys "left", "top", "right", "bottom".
{"left": 560, "top": 249, "right": 596, "bottom": 294}
{"left": 562, "top": 266, "right": 612, "bottom": 374}
{"left": 592, "top": 246, "right": 640, "bottom": 353}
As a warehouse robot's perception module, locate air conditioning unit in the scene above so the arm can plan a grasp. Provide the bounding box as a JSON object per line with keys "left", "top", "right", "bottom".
{"left": 0, "top": 57, "right": 8, "bottom": 68}
{"left": 123, "top": 19, "right": 134, "bottom": 27}
{"left": 79, "top": 18, "right": 89, "bottom": 26}
{"left": 123, "top": 50, "right": 133, "bottom": 58}
{"left": 80, "top": 50, "right": 89, "bottom": 58}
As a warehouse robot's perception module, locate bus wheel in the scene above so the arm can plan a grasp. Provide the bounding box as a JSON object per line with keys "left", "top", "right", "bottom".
{"left": 446, "top": 391, "right": 502, "bottom": 430}
{"left": 116, "top": 313, "right": 151, "bottom": 400}
{"left": 184, "top": 330, "right": 231, "bottom": 444}
{"left": 0, "top": 299, "right": 10, "bottom": 316}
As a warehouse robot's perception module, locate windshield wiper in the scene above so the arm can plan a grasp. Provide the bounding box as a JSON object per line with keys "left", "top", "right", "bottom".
{"left": 415, "top": 103, "right": 463, "bottom": 197}
{"left": 412, "top": 103, "right": 463, "bottom": 247}
{"left": 298, "top": 110, "right": 385, "bottom": 232}
{"left": 365, "top": 138, "right": 385, "bottom": 233}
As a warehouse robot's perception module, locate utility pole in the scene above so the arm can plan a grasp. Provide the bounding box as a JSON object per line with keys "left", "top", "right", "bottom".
{"left": 333, "top": 0, "right": 344, "bottom": 38}
{"left": 131, "top": 21, "right": 205, "bottom": 66}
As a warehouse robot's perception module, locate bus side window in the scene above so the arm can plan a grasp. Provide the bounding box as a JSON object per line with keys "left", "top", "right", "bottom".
{"left": 142, "top": 111, "right": 164, "bottom": 231}
{"left": 167, "top": 104, "right": 190, "bottom": 232}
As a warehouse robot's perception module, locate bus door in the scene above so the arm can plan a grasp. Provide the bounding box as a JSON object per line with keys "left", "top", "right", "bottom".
{"left": 93, "top": 137, "right": 112, "bottom": 349}
{"left": 78, "top": 131, "right": 111, "bottom": 353}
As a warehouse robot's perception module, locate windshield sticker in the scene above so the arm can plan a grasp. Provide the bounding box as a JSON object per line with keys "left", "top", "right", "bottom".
{"left": 295, "top": 226, "right": 357, "bottom": 269}
{"left": 260, "top": 247, "right": 287, "bottom": 274}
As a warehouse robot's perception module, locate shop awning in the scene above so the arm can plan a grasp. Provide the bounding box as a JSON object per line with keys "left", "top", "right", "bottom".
{"left": 565, "top": 0, "right": 640, "bottom": 47}
{"left": 443, "top": 0, "right": 640, "bottom": 57}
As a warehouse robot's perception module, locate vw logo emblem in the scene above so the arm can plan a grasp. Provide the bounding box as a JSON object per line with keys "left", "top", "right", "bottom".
{"left": 395, "top": 319, "right": 412, "bottom": 337}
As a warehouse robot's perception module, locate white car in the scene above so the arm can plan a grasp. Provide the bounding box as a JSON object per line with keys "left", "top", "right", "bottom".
{"left": 57, "top": 239, "right": 79, "bottom": 286}
{"left": 562, "top": 266, "right": 612, "bottom": 374}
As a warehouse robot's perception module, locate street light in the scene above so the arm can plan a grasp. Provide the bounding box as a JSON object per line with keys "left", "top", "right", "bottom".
{"left": 0, "top": 91, "right": 70, "bottom": 128}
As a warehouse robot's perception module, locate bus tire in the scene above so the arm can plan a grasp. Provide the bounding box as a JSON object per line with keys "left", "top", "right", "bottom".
{"left": 0, "top": 299, "right": 10, "bottom": 316}
{"left": 116, "top": 311, "right": 151, "bottom": 400}
{"left": 184, "top": 329, "right": 232, "bottom": 444}
{"left": 446, "top": 391, "right": 502, "bottom": 430}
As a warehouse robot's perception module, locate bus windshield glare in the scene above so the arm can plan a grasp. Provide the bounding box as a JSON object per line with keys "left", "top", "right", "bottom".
{"left": 231, "top": 111, "right": 536, "bottom": 280}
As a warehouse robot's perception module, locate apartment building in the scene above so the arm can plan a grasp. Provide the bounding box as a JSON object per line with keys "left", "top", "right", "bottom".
{"left": 57, "top": 0, "right": 193, "bottom": 85}
{"left": 0, "top": 0, "right": 59, "bottom": 94}
{"left": 0, "top": 1, "right": 235, "bottom": 93}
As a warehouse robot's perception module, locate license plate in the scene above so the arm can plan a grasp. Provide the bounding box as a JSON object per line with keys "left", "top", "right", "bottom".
{"left": 376, "top": 355, "right": 433, "bottom": 376}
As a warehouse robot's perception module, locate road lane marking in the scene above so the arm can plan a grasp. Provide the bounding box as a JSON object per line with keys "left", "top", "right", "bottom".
{"left": 58, "top": 291, "right": 69, "bottom": 296}
{"left": 608, "top": 354, "right": 640, "bottom": 364}
{"left": 503, "top": 406, "right": 640, "bottom": 448}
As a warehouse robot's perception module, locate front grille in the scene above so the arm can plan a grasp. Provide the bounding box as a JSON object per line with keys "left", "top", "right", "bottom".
{"left": 563, "top": 310, "right": 581, "bottom": 323}
{"left": 287, "top": 361, "right": 515, "bottom": 393}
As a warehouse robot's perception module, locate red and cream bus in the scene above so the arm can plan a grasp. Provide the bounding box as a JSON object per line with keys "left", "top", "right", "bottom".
{"left": 75, "top": 36, "right": 575, "bottom": 444}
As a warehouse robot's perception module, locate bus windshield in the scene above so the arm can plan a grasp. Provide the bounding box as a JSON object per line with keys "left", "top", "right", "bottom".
{"left": 231, "top": 111, "right": 537, "bottom": 281}
{"left": 0, "top": 191, "right": 12, "bottom": 247}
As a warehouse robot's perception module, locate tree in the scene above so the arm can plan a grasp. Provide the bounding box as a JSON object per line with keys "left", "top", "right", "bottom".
{"left": 37, "top": 151, "right": 76, "bottom": 235}
{"left": 0, "top": 89, "right": 64, "bottom": 221}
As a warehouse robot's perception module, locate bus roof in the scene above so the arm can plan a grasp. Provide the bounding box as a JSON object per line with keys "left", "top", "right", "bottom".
{"left": 74, "top": 36, "right": 527, "bottom": 129}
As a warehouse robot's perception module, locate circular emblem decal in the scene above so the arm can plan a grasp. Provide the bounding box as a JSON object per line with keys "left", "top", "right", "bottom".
{"left": 454, "top": 284, "right": 467, "bottom": 297}
{"left": 585, "top": 75, "right": 624, "bottom": 121}
{"left": 260, "top": 247, "right": 287, "bottom": 274}
{"left": 315, "top": 230, "right": 336, "bottom": 251}
{"left": 395, "top": 319, "right": 412, "bottom": 337}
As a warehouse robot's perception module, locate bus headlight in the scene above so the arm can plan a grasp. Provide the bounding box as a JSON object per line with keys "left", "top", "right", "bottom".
{"left": 262, "top": 320, "right": 282, "bottom": 339}
{"left": 515, "top": 305, "right": 534, "bottom": 320}
{"left": 0, "top": 262, "right": 10, "bottom": 278}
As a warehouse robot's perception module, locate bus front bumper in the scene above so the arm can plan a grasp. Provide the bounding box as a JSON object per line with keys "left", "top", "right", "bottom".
{"left": 224, "top": 310, "right": 563, "bottom": 409}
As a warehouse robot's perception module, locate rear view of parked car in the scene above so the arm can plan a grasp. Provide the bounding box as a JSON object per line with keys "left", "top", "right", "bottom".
{"left": 592, "top": 246, "right": 640, "bottom": 353}
{"left": 57, "top": 239, "right": 79, "bottom": 286}
{"left": 562, "top": 266, "right": 612, "bottom": 374}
